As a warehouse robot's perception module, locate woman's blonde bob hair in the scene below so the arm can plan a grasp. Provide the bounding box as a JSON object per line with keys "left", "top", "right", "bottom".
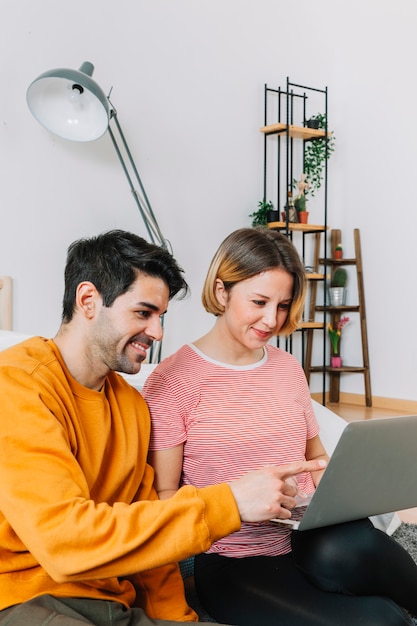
{"left": 201, "top": 227, "right": 306, "bottom": 336}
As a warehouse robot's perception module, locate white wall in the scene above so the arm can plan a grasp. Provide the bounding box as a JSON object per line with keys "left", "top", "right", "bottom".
{"left": 1, "top": 0, "right": 417, "bottom": 401}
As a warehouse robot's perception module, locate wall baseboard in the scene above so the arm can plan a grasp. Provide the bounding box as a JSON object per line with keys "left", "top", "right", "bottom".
{"left": 310, "top": 392, "right": 417, "bottom": 414}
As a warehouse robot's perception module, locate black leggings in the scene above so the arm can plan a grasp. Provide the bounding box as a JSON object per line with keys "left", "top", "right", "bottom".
{"left": 194, "top": 519, "right": 417, "bottom": 626}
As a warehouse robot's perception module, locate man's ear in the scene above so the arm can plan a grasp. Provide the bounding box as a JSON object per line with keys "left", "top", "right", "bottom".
{"left": 76, "top": 282, "right": 99, "bottom": 319}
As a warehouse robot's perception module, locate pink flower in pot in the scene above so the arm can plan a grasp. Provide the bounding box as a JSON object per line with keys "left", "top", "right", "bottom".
{"left": 328, "top": 316, "right": 350, "bottom": 363}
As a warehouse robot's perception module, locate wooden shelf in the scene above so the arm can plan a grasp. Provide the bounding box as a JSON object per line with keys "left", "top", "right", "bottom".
{"left": 308, "top": 229, "right": 372, "bottom": 407}
{"left": 267, "top": 222, "right": 327, "bottom": 233}
{"left": 319, "top": 257, "right": 357, "bottom": 266}
{"left": 298, "top": 322, "right": 324, "bottom": 330}
{"left": 316, "top": 305, "right": 360, "bottom": 313}
{"left": 260, "top": 122, "right": 332, "bottom": 140}
{"left": 309, "top": 365, "right": 368, "bottom": 374}
{"left": 306, "top": 273, "right": 325, "bottom": 281}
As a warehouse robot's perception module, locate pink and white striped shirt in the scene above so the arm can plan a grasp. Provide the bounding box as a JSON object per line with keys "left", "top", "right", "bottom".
{"left": 143, "top": 343, "right": 319, "bottom": 557}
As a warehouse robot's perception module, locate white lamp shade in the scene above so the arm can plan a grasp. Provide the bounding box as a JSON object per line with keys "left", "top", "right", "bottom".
{"left": 26, "top": 62, "right": 110, "bottom": 142}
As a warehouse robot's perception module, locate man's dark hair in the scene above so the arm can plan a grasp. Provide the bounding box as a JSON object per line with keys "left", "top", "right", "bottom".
{"left": 62, "top": 230, "right": 188, "bottom": 322}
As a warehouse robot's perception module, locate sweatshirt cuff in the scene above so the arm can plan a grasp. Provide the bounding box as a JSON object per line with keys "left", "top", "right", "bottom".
{"left": 197, "top": 482, "right": 241, "bottom": 544}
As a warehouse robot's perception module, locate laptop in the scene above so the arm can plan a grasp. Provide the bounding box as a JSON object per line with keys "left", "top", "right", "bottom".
{"left": 270, "top": 415, "right": 417, "bottom": 531}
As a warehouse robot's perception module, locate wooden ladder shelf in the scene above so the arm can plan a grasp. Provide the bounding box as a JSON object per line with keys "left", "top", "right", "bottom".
{"left": 304, "top": 228, "right": 372, "bottom": 407}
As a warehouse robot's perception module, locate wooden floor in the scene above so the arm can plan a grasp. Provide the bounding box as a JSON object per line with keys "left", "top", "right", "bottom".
{"left": 325, "top": 401, "right": 415, "bottom": 422}
{"left": 325, "top": 401, "right": 417, "bottom": 524}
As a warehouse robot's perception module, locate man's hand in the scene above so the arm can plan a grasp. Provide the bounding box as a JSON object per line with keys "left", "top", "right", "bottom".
{"left": 228, "top": 459, "right": 327, "bottom": 522}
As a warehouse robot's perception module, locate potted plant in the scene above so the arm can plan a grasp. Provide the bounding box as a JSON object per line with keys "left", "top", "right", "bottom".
{"left": 293, "top": 174, "right": 309, "bottom": 223}
{"left": 334, "top": 243, "right": 343, "bottom": 260}
{"left": 329, "top": 267, "right": 348, "bottom": 306}
{"left": 303, "top": 113, "right": 336, "bottom": 199}
{"left": 249, "top": 200, "right": 278, "bottom": 226}
{"left": 306, "top": 115, "right": 320, "bottom": 129}
{"left": 281, "top": 191, "right": 298, "bottom": 222}
{"left": 328, "top": 316, "right": 350, "bottom": 367}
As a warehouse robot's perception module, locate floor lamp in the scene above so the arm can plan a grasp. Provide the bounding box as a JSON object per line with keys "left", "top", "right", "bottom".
{"left": 26, "top": 61, "right": 169, "bottom": 362}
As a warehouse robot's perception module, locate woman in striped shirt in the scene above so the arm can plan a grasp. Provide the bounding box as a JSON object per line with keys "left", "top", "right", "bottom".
{"left": 144, "top": 227, "right": 417, "bottom": 626}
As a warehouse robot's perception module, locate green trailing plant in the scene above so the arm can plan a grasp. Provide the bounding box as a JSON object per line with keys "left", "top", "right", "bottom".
{"left": 249, "top": 200, "right": 274, "bottom": 227}
{"left": 302, "top": 113, "right": 335, "bottom": 198}
{"left": 331, "top": 267, "right": 348, "bottom": 288}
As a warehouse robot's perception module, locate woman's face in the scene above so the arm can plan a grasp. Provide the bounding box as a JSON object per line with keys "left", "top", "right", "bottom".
{"left": 216, "top": 268, "right": 294, "bottom": 352}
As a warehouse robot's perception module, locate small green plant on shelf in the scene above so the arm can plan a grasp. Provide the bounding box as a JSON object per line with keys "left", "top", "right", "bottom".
{"left": 249, "top": 200, "right": 274, "bottom": 227}
{"left": 329, "top": 268, "right": 348, "bottom": 306}
{"left": 334, "top": 243, "right": 343, "bottom": 259}
{"left": 331, "top": 267, "right": 348, "bottom": 287}
{"left": 293, "top": 174, "right": 309, "bottom": 212}
{"left": 302, "top": 113, "right": 336, "bottom": 198}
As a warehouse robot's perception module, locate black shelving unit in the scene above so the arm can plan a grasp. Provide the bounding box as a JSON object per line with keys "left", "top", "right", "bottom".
{"left": 261, "top": 77, "right": 330, "bottom": 404}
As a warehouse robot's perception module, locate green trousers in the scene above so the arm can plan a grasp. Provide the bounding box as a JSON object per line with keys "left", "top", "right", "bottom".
{"left": 0, "top": 595, "right": 222, "bottom": 625}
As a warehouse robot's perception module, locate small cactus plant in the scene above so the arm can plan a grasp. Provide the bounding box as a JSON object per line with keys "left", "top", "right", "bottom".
{"left": 294, "top": 193, "right": 306, "bottom": 212}
{"left": 331, "top": 267, "right": 348, "bottom": 287}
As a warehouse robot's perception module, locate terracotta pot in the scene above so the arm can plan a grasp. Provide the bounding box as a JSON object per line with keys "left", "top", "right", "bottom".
{"left": 297, "top": 211, "right": 309, "bottom": 224}
{"left": 334, "top": 250, "right": 343, "bottom": 260}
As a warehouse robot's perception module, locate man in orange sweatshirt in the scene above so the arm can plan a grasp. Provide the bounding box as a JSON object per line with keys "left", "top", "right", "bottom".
{"left": 0, "top": 229, "right": 325, "bottom": 625}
